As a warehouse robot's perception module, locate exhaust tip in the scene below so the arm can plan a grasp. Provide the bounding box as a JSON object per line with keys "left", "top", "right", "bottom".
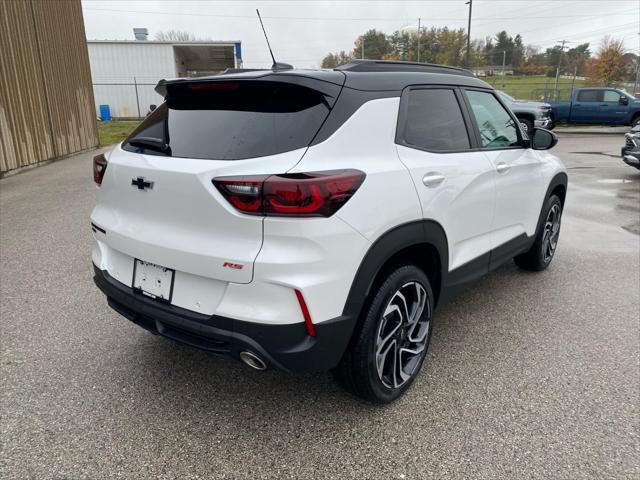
{"left": 239, "top": 351, "right": 267, "bottom": 371}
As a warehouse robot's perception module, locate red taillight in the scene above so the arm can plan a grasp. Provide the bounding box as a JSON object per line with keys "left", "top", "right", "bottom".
{"left": 212, "top": 175, "right": 267, "bottom": 214}
{"left": 212, "top": 170, "right": 365, "bottom": 217}
{"left": 93, "top": 154, "right": 108, "bottom": 185}
{"left": 295, "top": 289, "right": 316, "bottom": 337}
{"left": 188, "top": 81, "right": 240, "bottom": 91}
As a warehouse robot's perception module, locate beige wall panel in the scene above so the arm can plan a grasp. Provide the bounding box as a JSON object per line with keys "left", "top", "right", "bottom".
{"left": 0, "top": 0, "right": 98, "bottom": 173}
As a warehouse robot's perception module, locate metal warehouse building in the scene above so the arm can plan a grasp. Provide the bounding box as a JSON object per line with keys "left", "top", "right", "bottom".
{"left": 0, "top": 0, "right": 98, "bottom": 174}
{"left": 88, "top": 31, "right": 242, "bottom": 119}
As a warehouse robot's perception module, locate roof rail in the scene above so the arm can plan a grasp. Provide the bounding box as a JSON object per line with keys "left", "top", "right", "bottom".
{"left": 336, "top": 59, "right": 474, "bottom": 77}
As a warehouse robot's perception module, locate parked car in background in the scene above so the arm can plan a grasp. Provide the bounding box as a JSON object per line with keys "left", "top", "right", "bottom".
{"left": 621, "top": 124, "right": 640, "bottom": 170}
{"left": 496, "top": 90, "right": 553, "bottom": 135}
{"left": 549, "top": 88, "right": 640, "bottom": 127}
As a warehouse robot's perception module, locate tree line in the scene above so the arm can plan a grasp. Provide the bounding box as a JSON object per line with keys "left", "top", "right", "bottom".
{"left": 321, "top": 28, "right": 638, "bottom": 84}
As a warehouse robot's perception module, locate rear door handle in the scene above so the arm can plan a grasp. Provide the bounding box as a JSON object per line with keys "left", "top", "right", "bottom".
{"left": 422, "top": 172, "right": 445, "bottom": 187}
{"left": 496, "top": 162, "right": 511, "bottom": 174}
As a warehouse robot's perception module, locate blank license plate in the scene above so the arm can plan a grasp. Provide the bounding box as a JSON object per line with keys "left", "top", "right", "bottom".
{"left": 132, "top": 259, "right": 174, "bottom": 302}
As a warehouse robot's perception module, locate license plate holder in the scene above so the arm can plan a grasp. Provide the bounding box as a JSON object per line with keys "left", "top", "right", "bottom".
{"left": 132, "top": 259, "right": 175, "bottom": 302}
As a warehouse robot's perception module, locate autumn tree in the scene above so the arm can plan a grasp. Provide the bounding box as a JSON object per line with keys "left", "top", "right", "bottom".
{"left": 321, "top": 51, "right": 352, "bottom": 68}
{"left": 353, "top": 29, "right": 393, "bottom": 60}
{"left": 565, "top": 43, "right": 591, "bottom": 77}
{"left": 592, "top": 36, "right": 626, "bottom": 83}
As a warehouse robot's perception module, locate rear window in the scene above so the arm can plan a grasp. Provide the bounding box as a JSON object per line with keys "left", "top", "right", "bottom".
{"left": 401, "top": 88, "right": 471, "bottom": 152}
{"left": 123, "top": 81, "right": 331, "bottom": 160}
{"left": 577, "top": 90, "right": 602, "bottom": 102}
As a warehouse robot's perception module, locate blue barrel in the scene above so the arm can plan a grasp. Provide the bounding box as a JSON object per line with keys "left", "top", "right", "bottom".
{"left": 99, "top": 105, "right": 111, "bottom": 121}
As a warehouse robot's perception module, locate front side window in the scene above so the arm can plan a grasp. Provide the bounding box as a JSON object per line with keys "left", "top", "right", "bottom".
{"left": 401, "top": 88, "right": 470, "bottom": 152}
{"left": 465, "top": 90, "right": 520, "bottom": 148}
{"left": 603, "top": 90, "right": 622, "bottom": 102}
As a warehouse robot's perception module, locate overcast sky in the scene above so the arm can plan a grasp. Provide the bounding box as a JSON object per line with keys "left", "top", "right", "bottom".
{"left": 82, "top": 0, "right": 640, "bottom": 68}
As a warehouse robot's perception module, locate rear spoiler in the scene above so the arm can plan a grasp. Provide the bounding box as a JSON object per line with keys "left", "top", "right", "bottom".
{"left": 155, "top": 71, "right": 345, "bottom": 100}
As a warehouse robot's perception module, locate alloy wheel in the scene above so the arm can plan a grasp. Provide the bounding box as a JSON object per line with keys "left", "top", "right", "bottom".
{"left": 542, "top": 203, "right": 561, "bottom": 263}
{"left": 375, "top": 282, "right": 431, "bottom": 389}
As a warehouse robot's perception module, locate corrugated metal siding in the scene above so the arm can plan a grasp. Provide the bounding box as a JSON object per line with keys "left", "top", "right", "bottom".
{"left": 92, "top": 83, "right": 162, "bottom": 119}
{"left": 87, "top": 42, "right": 237, "bottom": 118}
{"left": 88, "top": 43, "right": 176, "bottom": 83}
{"left": 0, "top": 0, "right": 98, "bottom": 173}
{"left": 88, "top": 43, "right": 174, "bottom": 118}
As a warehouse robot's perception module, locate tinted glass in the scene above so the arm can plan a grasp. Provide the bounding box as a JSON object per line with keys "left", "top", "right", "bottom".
{"left": 402, "top": 89, "right": 470, "bottom": 151}
{"left": 123, "top": 81, "right": 330, "bottom": 160}
{"left": 603, "top": 90, "right": 621, "bottom": 102}
{"left": 577, "top": 90, "right": 602, "bottom": 102}
{"left": 465, "top": 90, "right": 520, "bottom": 148}
{"left": 498, "top": 91, "right": 515, "bottom": 103}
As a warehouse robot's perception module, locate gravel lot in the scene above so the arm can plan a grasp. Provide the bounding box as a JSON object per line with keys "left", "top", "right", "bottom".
{"left": 1, "top": 134, "right": 638, "bottom": 479}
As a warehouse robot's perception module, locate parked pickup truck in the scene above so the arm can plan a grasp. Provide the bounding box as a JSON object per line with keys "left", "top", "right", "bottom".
{"left": 496, "top": 90, "right": 554, "bottom": 135}
{"left": 549, "top": 88, "right": 640, "bottom": 127}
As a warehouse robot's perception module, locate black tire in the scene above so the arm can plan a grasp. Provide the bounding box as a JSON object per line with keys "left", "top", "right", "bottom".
{"left": 514, "top": 194, "right": 563, "bottom": 271}
{"left": 632, "top": 115, "right": 640, "bottom": 128}
{"left": 332, "top": 265, "right": 434, "bottom": 404}
{"left": 519, "top": 117, "right": 534, "bottom": 136}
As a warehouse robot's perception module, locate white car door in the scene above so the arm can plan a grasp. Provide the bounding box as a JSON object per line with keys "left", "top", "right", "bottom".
{"left": 462, "top": 89, "right": 545, "bottom": 262}
{"left": 395, "top": 86, "right": 496, "bottom": 273}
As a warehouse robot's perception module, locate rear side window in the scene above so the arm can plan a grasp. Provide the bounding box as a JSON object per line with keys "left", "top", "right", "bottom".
{"left": 123, "top": 81, "right": 331, "bottom": 160}
{"left": 400, "top": 88, "right": 470, "bottom": 152}
{"left": 577, "top": 90, "right": 602, "bottom": 102}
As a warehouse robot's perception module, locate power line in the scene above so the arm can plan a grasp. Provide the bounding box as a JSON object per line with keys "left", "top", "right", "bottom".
{"left": 534, "top": 22, "right": 639, "bottom": 47}
{"left": 82, "top": 7, "right": 631, "bottom": 23}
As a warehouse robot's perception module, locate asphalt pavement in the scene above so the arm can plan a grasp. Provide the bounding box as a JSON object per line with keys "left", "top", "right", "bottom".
{"left": 1, "top": 134, "right": 638, "bottom": 479}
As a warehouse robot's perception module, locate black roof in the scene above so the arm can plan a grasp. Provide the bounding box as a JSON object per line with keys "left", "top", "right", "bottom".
{"left": 157, "top": 60, "right": 491, "bottom": 96}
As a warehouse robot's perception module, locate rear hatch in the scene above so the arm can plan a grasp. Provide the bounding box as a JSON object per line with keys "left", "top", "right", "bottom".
{"left": 91, "top": 74, "right": 344, "bottom": 286}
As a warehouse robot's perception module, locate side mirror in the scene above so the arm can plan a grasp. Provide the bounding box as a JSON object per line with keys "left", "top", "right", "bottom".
{"left": 531, "top": 127, "right": 558, "bottom": 150}
{"left": 619, "top": 95, "right": 629, "bottom": 106}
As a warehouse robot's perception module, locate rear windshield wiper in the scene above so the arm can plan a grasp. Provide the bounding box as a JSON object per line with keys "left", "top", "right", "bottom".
{"left": 127, "top": 137, "right": 171, "bottom": 155}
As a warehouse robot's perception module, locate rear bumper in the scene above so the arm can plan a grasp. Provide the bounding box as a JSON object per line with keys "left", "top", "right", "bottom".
{"left": 93, "top": 265, "right": 356, "bottom": 372}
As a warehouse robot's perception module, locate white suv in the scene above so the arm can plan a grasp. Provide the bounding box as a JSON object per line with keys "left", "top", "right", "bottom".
{"left": 91, "top": 60, "right": 567, "bottom": 403}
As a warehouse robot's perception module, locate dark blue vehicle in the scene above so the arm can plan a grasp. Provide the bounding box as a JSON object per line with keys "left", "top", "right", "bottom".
{"left": 549, "top": 88, "right": 640, "bottom": 127}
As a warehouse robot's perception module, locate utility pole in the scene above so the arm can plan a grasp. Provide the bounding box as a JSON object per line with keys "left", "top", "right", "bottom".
{"left": 635, "top": 12, "right": 640, "bottom": 95}
{"left": 466, "top": 0, "right": 473, "bottom": 68}
{"left": 554, "top": 40, "right": 567, "bottom": 101}
{"left": 635, "top": 30, "right": 640, "bottom": 94}
{"left": 501, "top": 50, "right": 506, "bottom": 89}
{"left": 134, "top": 76, "right": 141, "bottom": 118}
{"left": 361, "top": 38, "right": 364, "bottom": 59}
{"left": 417, "top": 17, "right": 421, "bottom": 63}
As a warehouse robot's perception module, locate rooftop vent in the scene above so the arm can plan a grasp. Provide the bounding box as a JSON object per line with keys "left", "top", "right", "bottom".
{"left": 133, "top": 28, "right": 148, "bottom": 41}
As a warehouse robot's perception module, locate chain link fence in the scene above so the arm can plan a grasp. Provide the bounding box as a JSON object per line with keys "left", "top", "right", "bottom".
{"left": 479, "top": 76, "right": 638, "bottom": 102}
{"left": 92, "top": 80, "right": 161, "bottom": 120}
